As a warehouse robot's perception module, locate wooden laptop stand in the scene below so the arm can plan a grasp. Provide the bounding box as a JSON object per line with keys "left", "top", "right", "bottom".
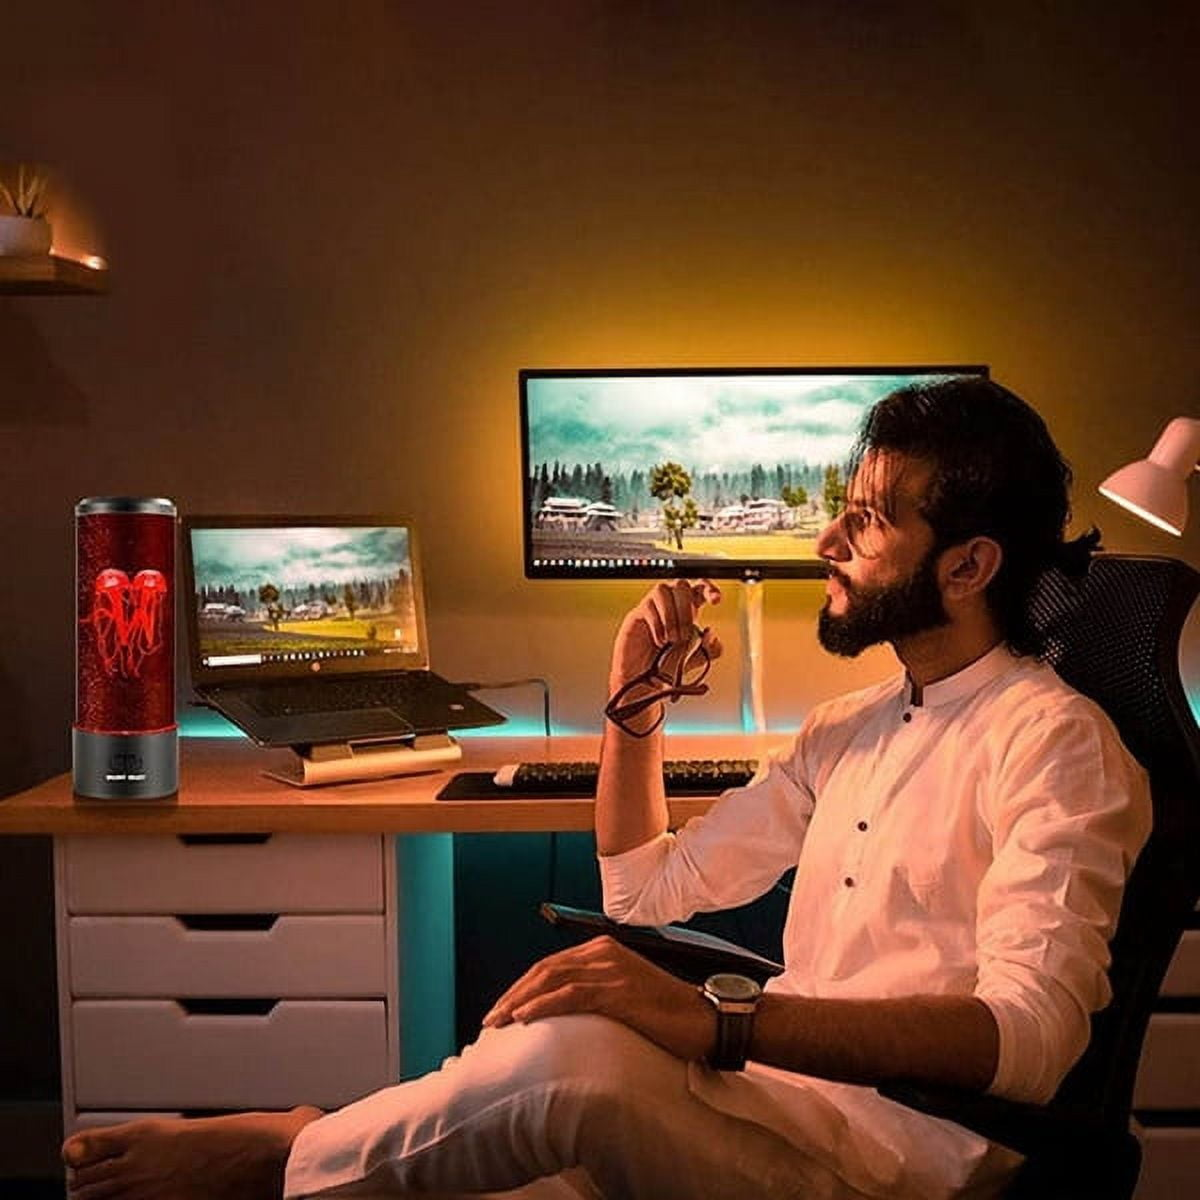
{"left": 263, "top": 731, "right": 462, "bottom": 787}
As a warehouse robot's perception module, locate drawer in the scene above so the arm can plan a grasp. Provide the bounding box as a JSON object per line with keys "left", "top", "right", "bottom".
{"left": 69, "top": 915, "right": 388, "bottom": 997}
{"left": 1160, "top": 930, "right": 1200, "bottom": 997}
{"left": 1134, "top": 1013, "right": 1200, "bottom": 1109}
{"left": 1134, "top": 1127, "right": 1200, "bottom": 1200}
{"left": 72, "top": 999, "right": 391, "bottom": 1110}
{"left": 63, "top": 835, "right": 383, "bottom": 914}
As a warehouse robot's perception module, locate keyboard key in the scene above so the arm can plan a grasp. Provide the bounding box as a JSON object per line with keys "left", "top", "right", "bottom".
{"left": 244, "top": 674, "right": 446, "bottom": 717}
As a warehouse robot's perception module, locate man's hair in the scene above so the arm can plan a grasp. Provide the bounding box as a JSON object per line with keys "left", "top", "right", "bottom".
{"left": 850, "top": 376, "right": 1099, "bottom": 656}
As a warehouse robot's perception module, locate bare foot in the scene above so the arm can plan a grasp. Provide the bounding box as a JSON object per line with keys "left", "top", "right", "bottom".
{"left": 62, "top": 1106, "right": 323, "bottom": 1200}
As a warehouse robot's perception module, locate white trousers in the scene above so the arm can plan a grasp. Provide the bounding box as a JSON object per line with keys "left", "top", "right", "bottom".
{"left": 284, "top": 1014, "right": 1015, "bottom": 1200}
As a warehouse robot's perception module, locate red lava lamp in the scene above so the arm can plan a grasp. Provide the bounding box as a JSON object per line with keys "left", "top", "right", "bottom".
{"left": 73, "top": 497, "right": 178, "bottom": 798}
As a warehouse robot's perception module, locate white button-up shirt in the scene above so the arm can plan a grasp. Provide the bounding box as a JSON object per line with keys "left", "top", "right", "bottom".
{"left": 600, "top": 645, "right": 1151, "bottom": 1197}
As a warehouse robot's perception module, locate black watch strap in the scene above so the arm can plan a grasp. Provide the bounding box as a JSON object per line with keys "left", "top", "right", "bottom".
{"left": 702, "top": 974, "right": 761, "bottom": 1071}
{"left": 709, "top": 1005, "right": 755, "bottom": 1071}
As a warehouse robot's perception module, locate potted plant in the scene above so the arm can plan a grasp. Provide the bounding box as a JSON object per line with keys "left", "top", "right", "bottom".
{"left": 0, "top": 163, "right": 52, "bottom": 256}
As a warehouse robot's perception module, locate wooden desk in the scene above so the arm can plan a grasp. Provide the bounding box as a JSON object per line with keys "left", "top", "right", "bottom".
{"left": 0, "top": 732, "right": 785, "bottom": 835}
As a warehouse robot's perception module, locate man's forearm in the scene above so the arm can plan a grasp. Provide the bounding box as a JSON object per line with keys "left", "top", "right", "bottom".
{"left": 595, "top": 720, "right": 670, "bottom": 857}
{"left": 596, "top": 579, "right": 720, "bottom": 858}
{"left": 750, "top": 992, "right": 1000, "bottom": 1093}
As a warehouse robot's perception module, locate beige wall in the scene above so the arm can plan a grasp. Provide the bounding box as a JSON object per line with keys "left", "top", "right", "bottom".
{"left": 1, "top": 2, "right": 1197, "bottom": 789}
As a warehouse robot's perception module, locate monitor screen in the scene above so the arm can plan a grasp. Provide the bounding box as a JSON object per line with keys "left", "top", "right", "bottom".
{"left": 521, "top": 366, "right": 988, "bottom": 580}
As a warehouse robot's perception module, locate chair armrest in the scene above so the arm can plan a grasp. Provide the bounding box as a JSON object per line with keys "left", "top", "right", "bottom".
{"left": 539, "top": 901, "right": 784, "bottom": 986}
{"left": 879, "top": 1082, "right": 1142, "bottom": 1199}
{"left": 877, "top": 1081, "right": 1111, "bottom": 1158}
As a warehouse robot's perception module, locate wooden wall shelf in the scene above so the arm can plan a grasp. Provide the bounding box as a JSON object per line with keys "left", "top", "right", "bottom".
{"left": 0, "top": 254, "right": 108, "bottom": 295}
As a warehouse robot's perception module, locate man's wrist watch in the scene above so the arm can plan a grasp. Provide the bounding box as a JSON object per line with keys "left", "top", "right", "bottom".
{"left": 701, "top": 972, "right": 762, "bottom": 1071}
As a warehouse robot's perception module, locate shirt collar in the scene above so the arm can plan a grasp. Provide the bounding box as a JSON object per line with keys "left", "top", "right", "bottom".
{"left": 904, "top": 642, "right": 1020, "bottom": 710}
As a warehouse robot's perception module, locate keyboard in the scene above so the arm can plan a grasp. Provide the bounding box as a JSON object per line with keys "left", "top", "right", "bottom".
{"left": 493, "top": 758, "right": 759, "bottom": 796}
{"left": 242, "top": 673, "right": 449, "bottom": 717}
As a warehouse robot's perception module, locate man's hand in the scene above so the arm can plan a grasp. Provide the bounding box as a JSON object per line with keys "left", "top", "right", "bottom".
{"left": 482, "top": 936, "right": 717, "bottom": 1063}
{"left": 609, "top": 578, "right": 724, "bottom": 702}
{"left": 597, "top": 579, "right": 724, "bottom": 851}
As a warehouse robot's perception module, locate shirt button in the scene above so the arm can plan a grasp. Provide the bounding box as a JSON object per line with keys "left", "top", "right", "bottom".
{"left": 902, "top": 712, "right": 912, "bottom": 723}
{"left": 844, "top": 876, "right": 855, "bottom": 888}
{"left": 857, "top": 821, "right": 868, "bottom": 832}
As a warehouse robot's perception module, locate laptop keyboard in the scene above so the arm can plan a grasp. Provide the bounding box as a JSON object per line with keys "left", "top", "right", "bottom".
{"left": 243, "top": 674, "right": 445, "bottom": 717}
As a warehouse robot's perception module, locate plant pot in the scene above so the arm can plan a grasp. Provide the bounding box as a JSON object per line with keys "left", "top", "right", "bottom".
{"left": 0, "top": 215, "right": 52, "bottom": 256}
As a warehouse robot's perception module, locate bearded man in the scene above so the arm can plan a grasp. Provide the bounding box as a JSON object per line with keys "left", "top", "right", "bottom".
{"left": 64, "top": 378, "right": 1149, "bottom": 1200}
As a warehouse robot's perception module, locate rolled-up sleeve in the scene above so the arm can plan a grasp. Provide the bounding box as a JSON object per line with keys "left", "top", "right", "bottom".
{"left": 599, "top": 744, "right": 816, "bottom": 927}
{"left": 975, "top": 704, "right": 1151, "bottom": 1103}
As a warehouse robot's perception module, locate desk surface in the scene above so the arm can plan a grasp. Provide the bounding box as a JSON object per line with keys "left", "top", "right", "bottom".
{"left": 0, "top": 733, "right": 788, "bottom": 836}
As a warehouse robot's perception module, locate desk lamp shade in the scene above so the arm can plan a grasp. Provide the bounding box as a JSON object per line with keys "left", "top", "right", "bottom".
{"left": 73, "top": 497, "right": 178, "bottom": 798}
{"left": 1099, "top": 417, "right": 1200, "bottom": 537}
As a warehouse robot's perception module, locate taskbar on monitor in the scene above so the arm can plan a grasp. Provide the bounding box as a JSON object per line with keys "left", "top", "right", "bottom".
{"left": 202, "top": 646, "right": 376, "bottom": 668}
{"left": 526, "top": 557, "right": 826, "bottom": 580}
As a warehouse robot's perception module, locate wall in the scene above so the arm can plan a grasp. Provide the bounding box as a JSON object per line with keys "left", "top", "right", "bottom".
{"left": 1, "top": 0, "right": 1197, "bottom": 1172}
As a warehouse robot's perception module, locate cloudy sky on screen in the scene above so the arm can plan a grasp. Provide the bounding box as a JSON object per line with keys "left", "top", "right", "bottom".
{"left": 526, "top": 374, "right": 946, "bottom": 474}
{"left": 191, "top": 527, "right": 410, "bottom": 591}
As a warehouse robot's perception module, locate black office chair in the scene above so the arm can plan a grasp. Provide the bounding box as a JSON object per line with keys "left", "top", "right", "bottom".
{"left": 543, "top": 553, "right": 1200, "bottom": 1200}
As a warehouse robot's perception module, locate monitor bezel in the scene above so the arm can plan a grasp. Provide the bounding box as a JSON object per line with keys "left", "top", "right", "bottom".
{"left": 519, "top": 365, "right": 989, "bottom": 581}
{"left": 180, "top": 514, "right": 430, "bottom": 688}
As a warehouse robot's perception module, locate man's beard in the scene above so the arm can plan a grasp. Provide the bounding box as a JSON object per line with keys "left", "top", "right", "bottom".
{"left": 817, "top": 550, "right": 949, "bottom": 657}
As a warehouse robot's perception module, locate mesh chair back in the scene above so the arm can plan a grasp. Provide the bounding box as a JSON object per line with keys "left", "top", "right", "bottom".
{"left": 1027, "top": 553, "right": 1200, "bottom": 1128}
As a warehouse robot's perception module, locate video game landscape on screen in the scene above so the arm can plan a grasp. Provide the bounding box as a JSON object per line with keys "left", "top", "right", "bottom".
{"left": 191, "top": 526, "right": 417, "bottom": 663}
{"left": 524, "top": 372, "right": 945, "bottom": 572}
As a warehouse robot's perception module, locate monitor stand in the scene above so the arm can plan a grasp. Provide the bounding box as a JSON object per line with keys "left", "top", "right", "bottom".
{"left": 739, "top": 579, "right": 766, "bottom": 733}
{"left": 264, "top": 732, "right": 462, "bottom": 788}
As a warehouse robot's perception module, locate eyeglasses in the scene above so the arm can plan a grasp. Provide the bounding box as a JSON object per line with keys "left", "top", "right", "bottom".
{"left": 604, "top": 629, "right": 712, "bottom": 738}
{"left": 835, "top": 505, "right": 887, "bottom": 559}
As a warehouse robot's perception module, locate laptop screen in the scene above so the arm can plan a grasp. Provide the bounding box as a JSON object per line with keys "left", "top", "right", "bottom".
{"left": 182, "top": 518, "right": 430, "bottom": 684}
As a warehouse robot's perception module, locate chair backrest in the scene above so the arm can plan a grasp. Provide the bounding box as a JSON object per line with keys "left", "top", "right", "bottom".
{"left": 1027, "top": 553, "right": 1200, "bottom": 1129}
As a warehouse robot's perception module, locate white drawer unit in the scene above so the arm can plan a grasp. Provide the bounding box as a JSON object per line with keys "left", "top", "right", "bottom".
{"left": 55, "top": 833, "right": 400, "bottom": 1132}
{"left": 1134, "top": 1013, "right": 1200, "bottom": 1111}
{"left": 1133, "top": 912, "right": 1200, "bottom": 1197}
{"left": 71, "top": 999, "right": 391, "bottom": 1110}
{"left": 68, "top": 915, "right": 388, "bottom": 997}
{"left": 62, "top": 834, "right": 384, "bottom": 913}
{"left": 1160, "top": 929, "right": 1200, "bottom": 998}
{"left": 1133, "top": 1126, "right": 1200, "bottom": 1200}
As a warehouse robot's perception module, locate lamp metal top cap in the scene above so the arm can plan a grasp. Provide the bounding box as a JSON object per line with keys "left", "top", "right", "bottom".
{"left": 76, "top": 497, "right": 176, "bottom": 517}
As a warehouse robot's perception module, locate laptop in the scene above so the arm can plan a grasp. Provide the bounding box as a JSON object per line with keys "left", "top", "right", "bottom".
{"left": 182, "top": 516, "right": 505, "bottom": 747}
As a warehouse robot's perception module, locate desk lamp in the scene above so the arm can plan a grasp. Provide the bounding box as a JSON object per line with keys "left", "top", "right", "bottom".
{"left": 1099, "top": 417, "right": 1200, "bottom": 536}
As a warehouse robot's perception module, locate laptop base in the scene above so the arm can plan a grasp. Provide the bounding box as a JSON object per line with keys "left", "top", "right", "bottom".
{"left": 264, "top": 732, "right": 462, "bottom": 788}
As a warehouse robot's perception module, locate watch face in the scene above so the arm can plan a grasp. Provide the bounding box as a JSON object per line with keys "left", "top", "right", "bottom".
{"left": 706, "top": 973, "right": 762, "bottom": 1002}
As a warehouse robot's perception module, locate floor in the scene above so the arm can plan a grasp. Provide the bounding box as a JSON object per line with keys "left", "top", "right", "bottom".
{"left": 3, "top": 1179, "right": 65, "bottom": 1198}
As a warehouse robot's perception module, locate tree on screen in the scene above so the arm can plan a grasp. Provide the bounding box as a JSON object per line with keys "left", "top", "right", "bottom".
{"left": 823, "top": 465, "right": 847, "bottom": 519}
{"left": 650, "top": 461, "right": 699, "bottom": 551}
{"left": 781, "top": 483, "right": 808, "bottom": 511}
{"left": 259, "top": 582, "right": 284, "bottom": 630}
{"left": 533, "top": 463, "right": 552, "bottom": 511}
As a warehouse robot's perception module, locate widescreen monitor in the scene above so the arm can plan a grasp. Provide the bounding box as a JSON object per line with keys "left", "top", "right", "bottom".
{"left": 521, "top": 366, "right": 988, "bottom": 580}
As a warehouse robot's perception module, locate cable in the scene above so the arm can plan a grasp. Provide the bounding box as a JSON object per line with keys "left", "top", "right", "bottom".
{"left": 451, "top": 676, "right": 552, "bottom": 737}
{"left": 452, "top": 676, "right": 559, "bottom": 899}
